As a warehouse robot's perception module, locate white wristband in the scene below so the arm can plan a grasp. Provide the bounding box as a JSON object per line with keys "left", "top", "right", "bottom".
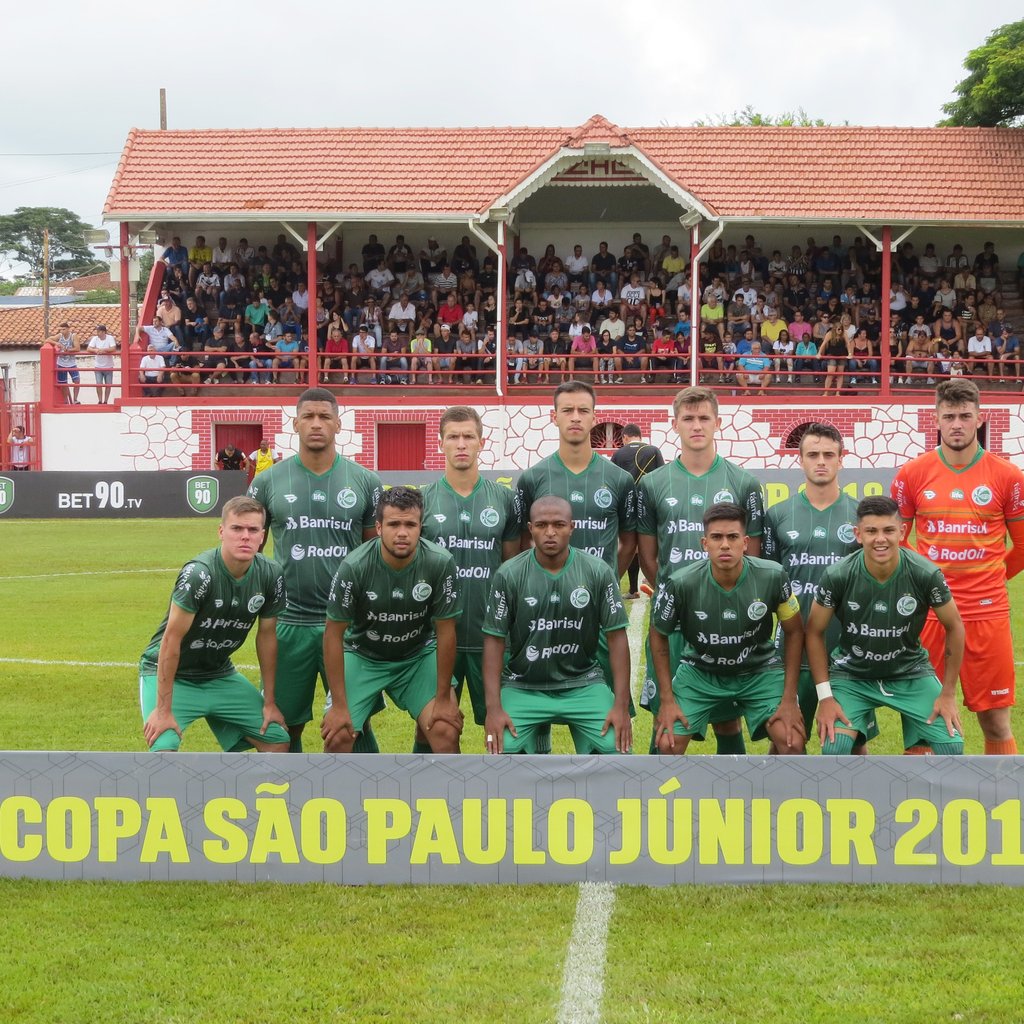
{"left": 815, "top": 681, "right": 833, "bottom": 700}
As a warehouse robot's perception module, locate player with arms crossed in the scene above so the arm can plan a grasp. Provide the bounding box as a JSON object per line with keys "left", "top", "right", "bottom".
{"left": 248, "top": 387, "right": 383, "bottom": 752}
{"left": 139, "top": 496, "right": 289, "bottom": 753}
{"left": 762, "top": 422, "right": 868, "bottom": 749}
{"left": 649, "top": 502, "right": 806, "bottom": 755}
{"left": 808, "top": 496, "right": 965, "bottom": 755}
{"left": 321, "top": 486, "right": 464, "bottom": 754}
{"left": 638, "top": 386, "right": 765, "bottom": 753}
{"left": 515, "top": 381, "right": 637, "bottom": 752}
{"left": 420, "top": 406, "right": 521, "bottom": 747}
{"left": 892, "top": 379, "right": 1024, "bottom": 754}
{"left": 483, "top": 496, "right": 632, "bottom": 754}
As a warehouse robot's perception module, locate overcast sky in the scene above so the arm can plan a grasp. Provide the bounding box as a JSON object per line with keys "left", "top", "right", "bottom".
{"left": 0, "top": 0, "right": 1019, "bottom": 243}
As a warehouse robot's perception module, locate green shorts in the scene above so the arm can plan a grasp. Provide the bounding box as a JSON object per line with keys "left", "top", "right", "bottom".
{"left": 276, "top": 622, "right": 384, "bottom": 727}
{"left": 499, "top": 684, "right": 623, "bottom": 754}
{"left": 832, "top": 674, "right": 963, "bottom": 749}
{"left": 139, "top": 670, "right": 290, "bottom": 752}
{"left": 796, "top": 667, "right": 879, "bottom": 742}
{"left": 596, "top": 629, "right": 635, "bottom": 718}
{"left": 454, "top": 649, "right": 485, "bottom": 725}
{"left": 670, "top": 663, "right": 784, "bottom": 741}
{"left": 327, "top": 646, "right": 441, "bottom": 734}
{"left": 641, "top": 631, "right": 707, "bottom": 741}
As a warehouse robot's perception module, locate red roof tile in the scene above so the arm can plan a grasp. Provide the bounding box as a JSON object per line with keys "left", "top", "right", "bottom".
{"left": 103, "top": 121, "right": 1024, "bottom": 224}
{"left": 0, "top": 304, "right": 121, "bottom": 349}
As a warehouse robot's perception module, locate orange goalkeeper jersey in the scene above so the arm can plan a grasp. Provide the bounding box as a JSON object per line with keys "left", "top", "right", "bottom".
{"left": 892, "top": 448, "right": 1024, "bottom": 618}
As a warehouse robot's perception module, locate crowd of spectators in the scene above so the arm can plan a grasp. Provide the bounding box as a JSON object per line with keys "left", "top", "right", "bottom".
{"left": 136, "top": 230, "right": 1023, "bottom": 393}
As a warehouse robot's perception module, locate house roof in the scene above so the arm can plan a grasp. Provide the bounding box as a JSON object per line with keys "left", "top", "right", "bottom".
{"left": 103, "top": 118, "right": 1024, "bottom": 225}
{"left": 0, "top": 304, "right": 120, "bottom": 349}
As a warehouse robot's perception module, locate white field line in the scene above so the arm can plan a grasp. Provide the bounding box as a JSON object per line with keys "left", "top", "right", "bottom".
{"left": 626, "top": 597, "right": 647, "bottom": 705}
{"left": 0, "top": 657, "right": 258, "bottom": 670}
{"left": 556, "top": 881, "right": 616, "bottom": 1024}
{"left": 0, "top": 568, "right": 176, "bottom": 582}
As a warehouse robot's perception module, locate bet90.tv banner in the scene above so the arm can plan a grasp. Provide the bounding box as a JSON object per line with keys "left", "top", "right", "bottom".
{"left": 0, "top": 472, "right": 247, "bottom": 518}
{"left": 1, "top": 753, "right": 1023, "bottom": 884}
{"left": 0, "top": 468, "right": 896, "bottom": 519}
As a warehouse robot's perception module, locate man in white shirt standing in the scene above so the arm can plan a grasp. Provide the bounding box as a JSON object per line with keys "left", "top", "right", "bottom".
{"left": 87, "top": 324, "right": 118, "bottom": 405}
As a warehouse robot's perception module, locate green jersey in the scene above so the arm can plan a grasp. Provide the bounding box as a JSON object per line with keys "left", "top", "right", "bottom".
{"left": 421, "top": 476, "right": 521, "bottom": 651}
{"left": 762, "top": 491, "right": 860, "bottom": 662}
{"left": 637, "top": 455, "right": 764, "bottom": 584}
{"left": 247, "top": 454, "right": 382, "bottom": 626}
{"left": 326, "top": 538, "right": 460, "bottom": 661}
{"left": 515, "top": 452, "right": 636, "bottom": 570}
{"left": 651, "top": 555, "right": 795, "bottom": 675}
{"left": 483, "top": 548, "right": 627, "bottom": 691}
{"left": 816, "top": 549, "right": 953, "bottom": 682}
{"left": 140, "top": 549, "right": 285, "bottom": 681}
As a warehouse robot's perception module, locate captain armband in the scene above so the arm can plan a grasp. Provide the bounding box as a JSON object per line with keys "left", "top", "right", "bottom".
{"left": 776, "top": 594, "right": 802, "bottom": 621}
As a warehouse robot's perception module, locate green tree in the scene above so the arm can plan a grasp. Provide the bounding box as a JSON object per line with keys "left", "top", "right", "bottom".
{"left": 694, "top": 106, "right": 828, "bottom": 127}
{"left": 940, "top": 20, "right": 1024, "bottom": 126}
{"left": 0, "top": 206, "right": 98, "bottom": 281}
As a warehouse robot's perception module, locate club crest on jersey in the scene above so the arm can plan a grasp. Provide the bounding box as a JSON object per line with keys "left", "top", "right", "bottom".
{"left": 570, "top": 490, "right": 584, "bottom": 503}
{"left": 570, "top": 587, "right": 590, "bottom": 609}
{"left": 594, "top": 487, "right": 613, "bottom": 509}
{"left": 247, "top": 595, "right": 265, "bottom": 613}
{"left": 896, "top": 596, "right": 918, "bottom": 616}
{"left": 284, "top": 494, "right": 298, "bottom": 503}
{"left": 971, "top": 486, "right": 992, "bottom": 505}
{"left": 412, "top": 583, "right": 432, "bottom": 601}
{"left": 480, "top": 507, "right": 500, "bottom": 528}
{"left": 336, "top": 488, "right": 357, "bottom": 509}
{"left": 950, "top": 489, "right": 964, "bottom": 500}
{"left": 713, "top": 490, "right": 734, "bottom": 503}
{"left": 813, "top": 526, "right": 826, "bottom": 539}
{"left": 747, "top": 600, "right": 768, "bottom": 620}
{"left": 312, "top": 490, "right": 327, "bottom": 503}
{"left": 837, "top": 524, "right": 855, "bottom": 543}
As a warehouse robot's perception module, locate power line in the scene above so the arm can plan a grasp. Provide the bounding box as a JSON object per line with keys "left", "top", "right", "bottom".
{"left": 0, "top": 159, "right": 118, "bottom": 190}
{"left": 0, "top": 151, "right": 120, "bottom": 157}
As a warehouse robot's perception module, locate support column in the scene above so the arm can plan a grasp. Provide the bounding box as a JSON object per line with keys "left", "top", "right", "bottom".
{"left": 689, "top": 227, "right": 700, "bottom": 387}
{"left": 880, "top": 225, "right": 892, "bottom": 399}
{"left": 307, "top": 221, "right": 318, "bottom": 389}
{"left": 496, "top": 221, "right": 506, "bottom": 397}
{"left": 119, "top": 222, "right": 132, "bottom": 402}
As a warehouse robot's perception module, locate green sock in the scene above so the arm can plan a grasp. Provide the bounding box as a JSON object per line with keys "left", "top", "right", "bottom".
{"left": 714, "top": 730, "right": 746, "bottom": 755}
{"left": 412, "top": 740, "right": 432, "bottom": 754}
{"left": 822, "top": 733, "right": 855, "bottom": 755}
{"left": 932, "top": 741, "right": 964, "bottom": 755}
{"left": 534, "top": 722, "right": 552, "bottom": 755}
{"left": 288, "top": 734, "right": 303, "bottom": 754}
{"left": 353, "top": 721, "right": 379, "bottom": 754}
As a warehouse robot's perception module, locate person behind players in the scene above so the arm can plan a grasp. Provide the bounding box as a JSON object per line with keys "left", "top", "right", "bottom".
{"left": 247, "top": 388, "right": 384, "bottom": 752}
{"left": 637, "top": 386, "right": 765, "bottom": 754}
{"left": 762, "top": 423, "right": 867, "bottom": 747}
{"left": 139, "top": 496, "right": 289, "bottom": 753}
{"left": 482, "top": 496, "right": 632, "bottom": 754}
{"left": 515, "top": 381, "right": 637, "bottom": 753}
{"left": 648, "top": 502, "right": 806, "bottom": 755}
{"left": 611, "top": 423, "right": 665, "bottom": 599}
{"left": 892, "top": 379, "right": 1024, "bottom": 755}
{"left": 808, "top": 496, "right": 964, "bottom": 756}
{"left": 419, "top": 407, "right": 521, "bottom": 744}
{"left": 320, "top": 486, "right": 463, "bottom": 754}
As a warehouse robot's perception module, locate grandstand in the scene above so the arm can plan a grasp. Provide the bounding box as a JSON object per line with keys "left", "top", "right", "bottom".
{"left": 3, "top": 115, "right": 1024, "bottom": 473}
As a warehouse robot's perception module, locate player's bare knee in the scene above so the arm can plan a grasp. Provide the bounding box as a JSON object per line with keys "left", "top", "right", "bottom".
{"left": 427, "top": 721, "right": 461, "bottom": 753}
{"left": 323, "top": 734, "right": 356, "bottom": 754}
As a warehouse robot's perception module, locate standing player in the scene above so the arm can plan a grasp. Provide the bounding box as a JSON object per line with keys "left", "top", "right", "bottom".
{"left": 420, "top": 407, "right": 521, "bottom": 747}
{"left": 483, "top": 496, "right": 631, "bottom": 754}
{"left": 638, "top": 386, "right": 765, "bottom": 753}
{"left": 808, "top": 497, "right": 964, "bottom": 755}
{"left": 320, "top": 487, "right": 463, "bottom": 754}
{"left": 892, "top": 379, "right": 1024, "bottom": 754}
{"left": 139, "top": 496, "right": 290, "bottom": 753}
{"left": 247, "top": 387, "right": 383, "bottom": 752}
{"left": 611, "top": 423, "right": 665, "bottom": 598}
{"left": 515, "top": 381, "right": 637, "bottom": 753}
{"left": 762, "top": 422, "right": 863, "bottom": 744}
{"left": 649, "top": 503, "right": 806, "bottom": 755}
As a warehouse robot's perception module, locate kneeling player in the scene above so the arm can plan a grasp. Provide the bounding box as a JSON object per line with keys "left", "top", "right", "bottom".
{"left": 321, "top": 486, "right": 464, "bottom": 754}
{"left": 139, "top": 496, "right": 290, "bottom": 753}
{"left": 808, "top": 496, "right": 964, "bottom": 755}
{"left": 482, "top": 496, "right": 632, "bottom": 754}
{"left": 649, "top": 502, "right": 806, "bottom": 755}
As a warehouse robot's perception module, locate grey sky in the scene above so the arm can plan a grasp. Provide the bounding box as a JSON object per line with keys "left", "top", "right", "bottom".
{"left": 0, "top": 0, "right": 1020, "bottom": 237}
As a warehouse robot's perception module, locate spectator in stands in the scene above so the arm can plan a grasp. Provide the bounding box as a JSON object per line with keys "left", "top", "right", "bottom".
{"left": 531, "top": 297, "right": 555, "bottom": 337}
{"left": 614, "top": 323, "right": 648, "bottom": 384}
{"left": 477, "top": 257, "right": 498, "bottom": 306}
{"left": 394, "top": 264, "right": 427, "bottom": 305}
{"left": 387, "top": 234, "right": 413, "bottom": 275}
{"left": 432, "top": 264, "right": 459, "bottom": 307}
{"left": 138, "top": 314, "right": 178, "bottom": 360}
{"left": 452, "top": 235, "right": 478, "bottom": 276}
{"left": 321, "top": 325, "right": 350, "bottom": 385}
{"left": 967, "top": 324, "right": 995, "bottom": 377}
{"left": 248, "top": 330, "right": 276, "bottom": 385}
{"left": 794, "top": 331, "right": 819, "bottom": 384}
{"left": 380, "top": 329, "right": 410, "bottom": 385}
{"left": 479, "top": 326, "right": 498, "bottom": 385}
{"left": 138, "top": 344, "right": 166, "bottom": 398}
{"left": 462, "top": 301, "right": 479, "bottom": 341}
{"left": 565, "top": 244, "right": 589, "bottom": 287}
{"left": 598, "top": 306, "right": 625, "bottom": 349}
{"left": 420, "top": 236, "right": 447, "bottom": 281}
{"left": 590, "top": 241, "right": 618, "bottom": 292}
{"left": 453, "top": 327, "right": 479, "bottom": 384}
{"left": 361, "top": 234, "right": 385, "bottom": 273}
{"left": 569, "top": 325, "right": 597, "bottom": 382}
{"left": 769, "top": 328, "right": 795, "bottom": 383}
{"left": 203, "top": 325, "right": 231, "bottom": 385}
{"left": 244, "top": 290, "right": 269, "bottom": 333}
{"left": 819, "top": 319, "right": 848, "bottom": 396}
{"left": 513, "top": 262, "right": 538, "bottom": 305}
{"left": 194, "top": 262, "right": 221, "bottom": 306}
{"left": 620, "top": 272, "right": 648, "bottom": 326}
{"left": 435, "top": 323, "right": 456, "bottom": 384}
{"left": 233, "top": 238, "right": 255, "bottom": 268}
{"left": 523, "top": 332, "right": 545, "bottom": 384}
{"left": 506, "top": 332, "right": 526, "bottom": 385}
{"left": 945, "top": 243, "right": 969, "bottom": 270}
{"left": 596, "top": 328, "right": 615, "bottom": 384}
{"left": 977, "top": 292, "right": 998, "bottom": 328}
{"left": 590, "top": 280, "right": 614, "bottom": 322}
{"left": 366, "top": 259, "right": 395, "bottom": 302}
{"left": 481, "top": 295, "right": 498, "bottom": 335}
{"left": 700, "top": 292, "right": 724, "bottom": 339}
{"left": 437, "top": 292, "right": 464, "bottom": 335}
{"left": 46, "top": 321, "right": 81, "bottom": 405}
{"left": 997, "top": 327, "right": 1020, "bottom": 382}
{"left": 6, "top": 424, "right": 31, "bottom": 469}
{"left": 544, "top": 327, "right": 568, "bottom": 384}
{"left": 508, "top": 298, "right": 531, "bottom": 336}
{"left": 188, "top": 236, "right": 213, "bottom": 286}
{"left": 161, "top": 235, "right": 189, "bottom": 273}
{"left": 411, "top": 326, "right": 434, "bottom": 385}
{"left": 351, "top": 325, "right": 377, "bottom": 383}
{"left": 388, "top": 292, "right": 417, "bottom": 335}
{"left": 649, "top": 327, "right": 681, "bottom": 383}
{"left": 458, "top": 265, "right": 479, "bottom": 309}
{"left": 904, "top": 330, "right": 934, "bottom": 386}
{"left": 847, "top": 328, "right": 880, "bottom": 387}
{"left": 735, "top": 339, "right": 772, "bottom": 394}
{"left": 953, "top": 265, "right": 976, "bottom": 298}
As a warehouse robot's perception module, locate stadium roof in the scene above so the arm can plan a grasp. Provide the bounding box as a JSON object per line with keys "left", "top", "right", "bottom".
{"left": 103, "top": 116, "right": 1024, "bottom": 226}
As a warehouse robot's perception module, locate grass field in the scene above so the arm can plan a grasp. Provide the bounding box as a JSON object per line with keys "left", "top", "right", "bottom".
{"left": 2, "top": 518, "right": 1024, "bottom": 1023}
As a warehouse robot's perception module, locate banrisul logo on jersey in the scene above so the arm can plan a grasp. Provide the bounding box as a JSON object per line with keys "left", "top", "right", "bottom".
{"left": 186, "top": 476, "right": 219, "bottom": 514}
{"left": 0, "top": 476, "right": 14, "bottom": 515}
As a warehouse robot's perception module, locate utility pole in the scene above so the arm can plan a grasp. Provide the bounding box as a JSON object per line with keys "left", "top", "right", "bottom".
{"left": 42, "top": 227, "right": 50, "bottom": 338}
{"left": 159, "top": 88, "right": 167, "bottom": 130}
